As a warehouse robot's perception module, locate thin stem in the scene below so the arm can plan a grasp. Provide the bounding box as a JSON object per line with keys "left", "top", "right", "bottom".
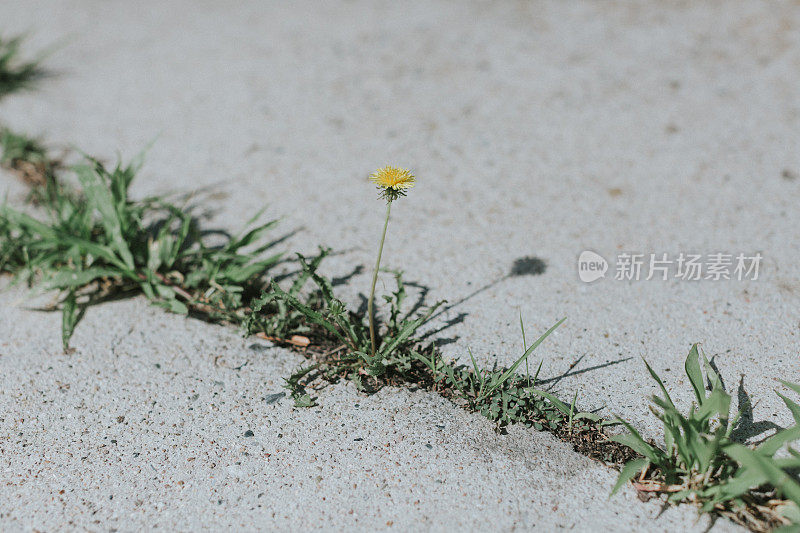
{"left": 368, "top": 201, "right": 392, "bottom": 358}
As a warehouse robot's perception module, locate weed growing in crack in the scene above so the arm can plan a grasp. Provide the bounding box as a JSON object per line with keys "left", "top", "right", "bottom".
{"left": 0, "top": 137, "right": 303, "bottom": 349}
{"left": 243, "top": 247, "right": 330, "bottom": 343}
{"left": 612, "top": 344, "right": 800, "bottom": 531}
{"left": 260, "top": 166, "right": 446, "bottom": 406}
{"left": 366, "top": 165, "right": 416, "bottom": 358}
{"left": 259, "top": 167, "right": 602, "bottom": 445}
{"left": 266, "top": 254, "right": 444, "bottom": 406}
{"left": 0, "top": 35, "right": 46, "bottom": 99}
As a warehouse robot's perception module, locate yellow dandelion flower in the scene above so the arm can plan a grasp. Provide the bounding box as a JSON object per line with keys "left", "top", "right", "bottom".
{"left": 369, "top": 165, "right": 415, "bottom": 201}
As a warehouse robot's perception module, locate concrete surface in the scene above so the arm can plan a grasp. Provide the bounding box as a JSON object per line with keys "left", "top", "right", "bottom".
{"left": 0, "top": 284, "right": 731, "bottom": 531}
{"left": 2, "top": 0, "right": 799, "bottom": 530}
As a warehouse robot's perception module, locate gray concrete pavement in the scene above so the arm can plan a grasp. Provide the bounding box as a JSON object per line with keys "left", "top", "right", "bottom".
{"left": 4, "top": 0, "right": 799, "bottom": 529}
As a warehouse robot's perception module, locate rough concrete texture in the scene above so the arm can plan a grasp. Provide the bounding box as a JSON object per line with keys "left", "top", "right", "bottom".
{"left": 0, "top": 284, "right": 734, "bottom": 531}
{"left": 1, "top": 0, "right": 798, "bottom": 530}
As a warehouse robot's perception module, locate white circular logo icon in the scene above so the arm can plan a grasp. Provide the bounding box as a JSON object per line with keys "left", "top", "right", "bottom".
{"left": 578, "top": 251, "right": 608, "bottom": 283}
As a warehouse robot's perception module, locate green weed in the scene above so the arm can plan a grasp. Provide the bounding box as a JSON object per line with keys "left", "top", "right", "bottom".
{"left": 263, "top": 261, "right": 445, "bottom": 406}
{"left": 0, "top": 35, "right": 45, "bottom": 99}
{"left": 266, "top": 266, "right": 611, "bottom": 446}
{"left": 612, "top": 345, "right": 800, "bottom": 531}
{"left": 0, "top": 141, "right": 293, "bottom": 349}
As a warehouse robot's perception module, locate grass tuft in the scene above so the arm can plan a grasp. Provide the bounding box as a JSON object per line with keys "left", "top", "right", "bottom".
{"left": 612, "top": 345, "right": 800, "bottom": 531}
{"left": 0, "top": 35, "right": 45, "bottom": 99}
{"left": 0, "top": 134, "right": 298, "bottom": 349}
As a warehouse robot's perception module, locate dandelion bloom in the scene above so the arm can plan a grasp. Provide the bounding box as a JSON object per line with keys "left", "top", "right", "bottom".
{"left": 369, "top": 165, "right": 415, "bottom": 201}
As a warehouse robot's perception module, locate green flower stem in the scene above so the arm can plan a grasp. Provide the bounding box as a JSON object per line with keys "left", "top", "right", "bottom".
{"left": 368, "top": 200, "right": 392, "bottom": 358}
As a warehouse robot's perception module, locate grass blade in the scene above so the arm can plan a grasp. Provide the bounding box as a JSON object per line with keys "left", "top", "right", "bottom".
{"left": 610, "top": 458, "right": 649, "bottom": 496}
{"left": 485, "top": 317, "right": 566, "bottom": 397}
{"left": 684, "top": 343, "right": 705, "bottom": 403}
